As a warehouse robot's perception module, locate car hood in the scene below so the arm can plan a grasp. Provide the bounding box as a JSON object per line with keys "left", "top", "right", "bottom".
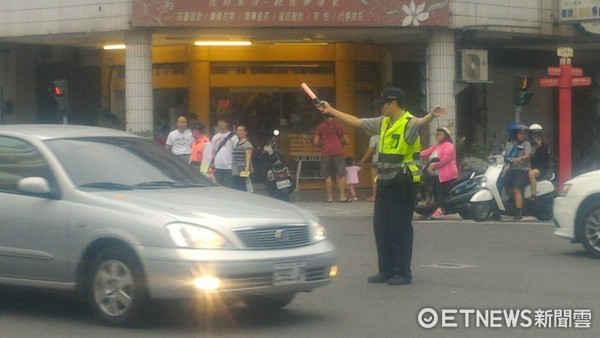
{"left": 568, "top": 170, "right": 600, "bottom": 184}
{"left": 92, "top": 186, "right": 313, "bottom": 225}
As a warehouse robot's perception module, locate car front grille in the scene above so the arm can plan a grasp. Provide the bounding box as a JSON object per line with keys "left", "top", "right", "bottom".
{"left": 234, "top": 224, "right": 311, "bottom": 249}
{"left": 219, "top": 266, "right": 331, "bottom": 291}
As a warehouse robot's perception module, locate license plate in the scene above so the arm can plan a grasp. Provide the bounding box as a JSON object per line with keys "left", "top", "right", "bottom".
{"left": 273, "top": 262, "right": 306, "bottom": 286}
{"left": 276, "top": 179, "right": 292, "bottom": 189}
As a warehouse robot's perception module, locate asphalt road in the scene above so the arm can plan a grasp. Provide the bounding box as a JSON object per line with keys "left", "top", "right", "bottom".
{"left": 0, "top": 206, "right": 598, "bottom": 337}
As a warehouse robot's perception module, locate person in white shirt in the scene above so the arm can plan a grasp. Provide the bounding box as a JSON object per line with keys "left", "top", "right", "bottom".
{"left": 165, "top": 115, "right": 194, "bottom": 162}
{"left": 211, "top": 115, "right": 239, "bottom": 187}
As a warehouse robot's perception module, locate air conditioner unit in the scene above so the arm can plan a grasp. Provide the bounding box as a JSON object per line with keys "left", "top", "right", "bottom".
{"left": 459, "top": 49, "right": 488, "bottom": 82}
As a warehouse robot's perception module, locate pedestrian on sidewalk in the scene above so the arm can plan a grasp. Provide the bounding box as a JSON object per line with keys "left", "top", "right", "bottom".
{"left": 165, "top": 115, "right": 194, "bottom": 162}
{"left": 318, "top": 87, "right": 447, "bottom": 286}
{"left": 344, "top": 156, "right": 361, "bottom": 202}
{"left": 314, "top": 113, "right": 349, "bottom": 203}
{"left": 211, "top": 115, "right": 238, "bottom": 188}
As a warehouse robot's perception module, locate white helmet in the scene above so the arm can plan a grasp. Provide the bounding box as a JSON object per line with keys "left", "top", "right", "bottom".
{"left": 528, "top": 123, "right": 543, "bottom": 132}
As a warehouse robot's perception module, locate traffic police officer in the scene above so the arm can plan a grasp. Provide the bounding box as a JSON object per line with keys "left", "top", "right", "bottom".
{"left": 318, "top": 87, "right": 447, "bottom": 285}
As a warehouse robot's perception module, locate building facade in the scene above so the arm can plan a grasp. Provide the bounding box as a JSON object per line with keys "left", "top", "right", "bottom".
{"left": 1, "top": 0, "right": 599, "bottom": 176}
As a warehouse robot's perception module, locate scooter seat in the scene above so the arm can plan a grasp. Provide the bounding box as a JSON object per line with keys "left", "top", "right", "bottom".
{"left": 448, "top": 172, "right": 475, "bottom": 189}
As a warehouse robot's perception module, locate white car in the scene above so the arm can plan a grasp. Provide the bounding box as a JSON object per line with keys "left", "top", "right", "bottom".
{"left": 554, "top": 170, "right": 600, "bottom": 257}
{"left": 0, "top": 125, "right": 338, "bottom": 327}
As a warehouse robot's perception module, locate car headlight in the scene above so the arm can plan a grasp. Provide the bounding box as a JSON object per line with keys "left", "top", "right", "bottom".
{"left": 166, "top": 223, "right": 229, "bottom": 249}
{"left": 311, "top": 221, "right": 327, "bottom": 242}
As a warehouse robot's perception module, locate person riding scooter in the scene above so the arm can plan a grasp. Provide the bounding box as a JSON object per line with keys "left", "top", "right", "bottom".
{"left": 420, "top": 127, "right": 458, "bottom": 219}
{"left": 502, "top": 123, "right": 532, "bottom": 221}
{"left": 527, "top": 123, "right": 551, "bottom": 200}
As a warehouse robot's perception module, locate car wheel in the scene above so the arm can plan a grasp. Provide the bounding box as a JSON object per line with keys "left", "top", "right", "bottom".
{"left": 578, "top": 201, "right": 600, "bottom": 258}
{"left": 87, "top": 247, "right": 148, "bottom": 327}
{"left": 470, "top": 201, "right": 492, "bottom": 222}
{"left": 242, "top": 293, "right": 296, "bottom": 311}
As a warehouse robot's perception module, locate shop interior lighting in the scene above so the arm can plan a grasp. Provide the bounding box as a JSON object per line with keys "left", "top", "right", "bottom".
{"left": 103, "top": 44, "right": 126, "bottom": 50}
{"left": 194, "top": 41, "right": 252, "bottom": 46}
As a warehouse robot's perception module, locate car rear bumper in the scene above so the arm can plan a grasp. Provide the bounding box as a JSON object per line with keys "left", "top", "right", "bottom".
{"left": 139, "top": 240, "right": 338, "bottom": 299}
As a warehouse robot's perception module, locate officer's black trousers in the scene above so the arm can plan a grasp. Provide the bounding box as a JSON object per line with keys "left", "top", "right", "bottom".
{"left": 373, "top": 173, "right": 416, "bottom": 277}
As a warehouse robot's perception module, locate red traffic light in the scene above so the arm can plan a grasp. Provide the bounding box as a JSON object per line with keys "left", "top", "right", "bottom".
{"left": 51, "top": 80, "right": 68, "bottom": 96}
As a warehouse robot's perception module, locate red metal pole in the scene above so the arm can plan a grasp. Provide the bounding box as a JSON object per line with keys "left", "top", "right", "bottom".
{"left": 558, "top": 62, "right": 572, "bottom": 184}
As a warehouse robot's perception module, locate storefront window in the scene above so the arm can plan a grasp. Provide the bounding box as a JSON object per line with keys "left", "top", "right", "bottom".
{"left": 209, "top": 87, "right": 334, "bottom": 151}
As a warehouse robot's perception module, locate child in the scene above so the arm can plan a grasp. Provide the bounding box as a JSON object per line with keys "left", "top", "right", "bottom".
{"left": 344, "top": 156, "right": 361, "bottom": 202}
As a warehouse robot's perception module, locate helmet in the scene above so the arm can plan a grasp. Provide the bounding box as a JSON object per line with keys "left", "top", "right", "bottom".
{"left": 528, "top": 123, "right": 543, "bottom": 132}
{"left": 436, "top": 127, "right": 453, "bottom": 142}
{"left": 508, "top": 122, "right": 528, "bottom": 139}
{"left": 528, "top": 123, "right": 543, "bottom": 140}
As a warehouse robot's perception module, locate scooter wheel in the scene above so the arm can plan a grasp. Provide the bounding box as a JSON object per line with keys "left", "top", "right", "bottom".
{"left": 470, "top": 201, "right": 493, "bottom": 222}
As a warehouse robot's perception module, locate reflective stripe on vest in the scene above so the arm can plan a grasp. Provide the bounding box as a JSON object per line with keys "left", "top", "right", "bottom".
{"left": 377, "top": 113, "right": 422, "bottom": 183}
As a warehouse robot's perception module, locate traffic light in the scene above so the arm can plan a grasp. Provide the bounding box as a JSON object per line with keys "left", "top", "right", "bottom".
{"left": 513, "top": 76, "right": 534, "bottom": 106}
{"left": 50, "top": 79, "right": 69, "bottom": 112}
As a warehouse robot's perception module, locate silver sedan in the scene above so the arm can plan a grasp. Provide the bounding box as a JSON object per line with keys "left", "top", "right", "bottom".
{"left": 0, "top": 125, "right": 338, "bottom": 327}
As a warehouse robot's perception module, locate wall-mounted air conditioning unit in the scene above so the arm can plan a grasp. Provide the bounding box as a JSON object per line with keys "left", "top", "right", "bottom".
{"left": 459, "top": 49, "right": 488, "bottom": 82}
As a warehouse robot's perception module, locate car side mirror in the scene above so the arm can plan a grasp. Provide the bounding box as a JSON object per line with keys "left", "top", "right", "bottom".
{"left": 17, "top": 177, "right": 52, "bottom": 196}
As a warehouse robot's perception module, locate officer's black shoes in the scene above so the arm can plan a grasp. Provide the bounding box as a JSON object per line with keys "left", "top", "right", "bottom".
{"left": 367, "top": 273, "right": 392, "bottom": 283}
{"left": 388, "top": 274, "right": 412, "bottom": 285}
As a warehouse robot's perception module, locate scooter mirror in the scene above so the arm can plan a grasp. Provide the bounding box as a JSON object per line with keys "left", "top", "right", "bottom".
{"left": 263, "top": 145, "right": 274, "bottom": 155}
{"left": 273, "top": 130, "right": 280, "bottom": 136}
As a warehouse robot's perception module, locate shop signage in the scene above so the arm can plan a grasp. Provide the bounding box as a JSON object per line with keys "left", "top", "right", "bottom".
{"left": 559, "top": 0, "right": 600, "bottom": 22}
{"left": 132, "top": 0, "right": 449, "bottom": 27}
{"left": 539, "top": 47, "right": 592, "bottom": 184}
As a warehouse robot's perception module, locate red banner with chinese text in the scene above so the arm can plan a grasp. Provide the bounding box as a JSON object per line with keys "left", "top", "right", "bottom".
{"left": 132, "top": 0, "right": 449, "bottom": 27}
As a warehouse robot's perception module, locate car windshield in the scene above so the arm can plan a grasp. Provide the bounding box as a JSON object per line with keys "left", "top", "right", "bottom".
{"left": 45, "top": 137, "right": 214, "bottom": 190}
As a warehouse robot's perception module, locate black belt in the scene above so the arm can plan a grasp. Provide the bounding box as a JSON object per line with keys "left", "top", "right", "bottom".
{"left": 378, "top": 153, "right": 404, "bottom": 163}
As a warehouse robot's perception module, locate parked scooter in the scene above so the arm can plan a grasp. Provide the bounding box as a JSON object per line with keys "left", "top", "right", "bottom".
{"left": 415, "top": 158, "right": 483, "bottom": 219}
{"left": 467, "top": 155, "right": 555, "bottom": 222}
{"left": 260, "top": 130, "right": 295, "bottom": 201}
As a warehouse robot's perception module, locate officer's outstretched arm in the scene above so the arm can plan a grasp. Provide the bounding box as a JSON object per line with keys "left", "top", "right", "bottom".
{"left": 415, "top": 105, "right": 447, "bottom": 127}
{"left": 316, "top": 101, "right": 363, "bottom": 129}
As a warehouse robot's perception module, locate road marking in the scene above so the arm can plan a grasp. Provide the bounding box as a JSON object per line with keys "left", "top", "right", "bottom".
{"left": 421, "top": 263, "right": 478, "bottom": 269}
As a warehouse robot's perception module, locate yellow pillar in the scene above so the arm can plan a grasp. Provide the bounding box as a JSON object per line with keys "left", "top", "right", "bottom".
{"left": 335, "top": 44, "right": 356, "bottom": 157}
{"left": 189, "top": 48, "right": 211, "bottom": 127}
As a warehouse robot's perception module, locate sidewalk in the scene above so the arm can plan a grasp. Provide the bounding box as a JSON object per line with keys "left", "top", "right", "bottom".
{"left": 254, "top": 185, "right": 463, "bottom": 219}
{"left": 254, "top": 185, "right": 538, "bottom": 222}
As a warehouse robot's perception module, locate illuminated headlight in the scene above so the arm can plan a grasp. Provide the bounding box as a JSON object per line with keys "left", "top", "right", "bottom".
{"left": 166, "top": 223, "right": 229, "bottom": 249}
{"left": 193, "top": 276, "right": 221, "bottom": 290}
{"left": 311, "top": 221, "right": 327, "bottom": 242}
{"left": 479, "top": 176, "right": 487, "bottom": 188}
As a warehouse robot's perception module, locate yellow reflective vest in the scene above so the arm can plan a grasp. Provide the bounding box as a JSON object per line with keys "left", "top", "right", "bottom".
{"left": 377, "top": 112, "right": 422, "bottom": 183}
